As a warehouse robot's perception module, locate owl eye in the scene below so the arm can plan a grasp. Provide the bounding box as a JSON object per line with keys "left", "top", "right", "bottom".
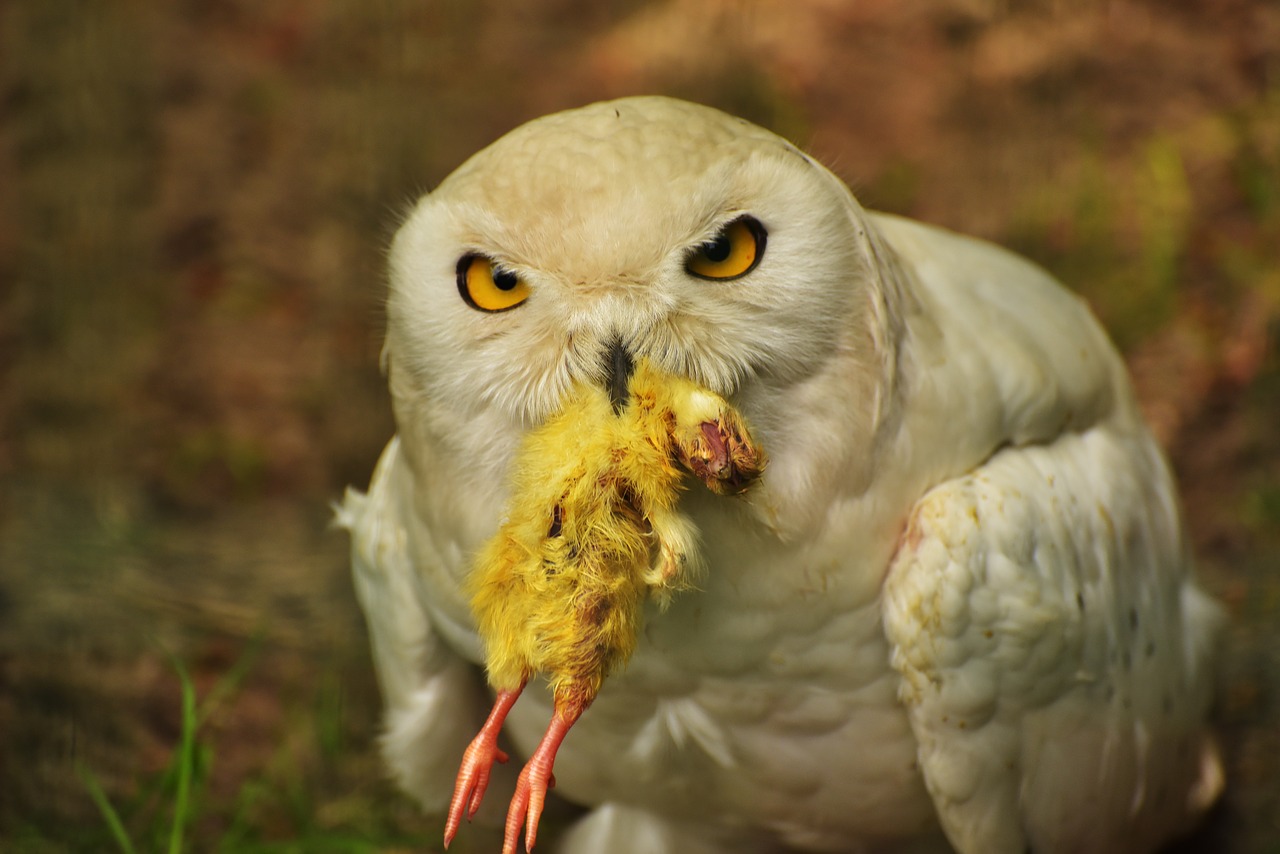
{"left": 685, "top": 216, "right": 767, "bottom": 281}
{"left": 457, "top": 254, "right": 531, "bottom": 312}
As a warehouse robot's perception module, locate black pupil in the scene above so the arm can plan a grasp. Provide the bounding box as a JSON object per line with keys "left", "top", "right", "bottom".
{"left": 701, "top": 234, "right": 732, "bottom": 263}
{"left": 493, "top": 268, "right": 519, "bottom": 291}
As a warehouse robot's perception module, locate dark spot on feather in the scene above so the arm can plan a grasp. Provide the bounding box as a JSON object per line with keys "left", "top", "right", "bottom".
{"left": 1129, "top": 607, "right": 1138, "bottom": 630}
{"left": 583, "top": 594, "right": 609, "bottom": 622}
{"left": 614, "top": 483, "right": 648, "bottom": 531}
{"left": 1076, "top": 591, "right": 1085, "bottom": 612}
{"left": 548, "top": 504, "right": 563, "bottom": 538}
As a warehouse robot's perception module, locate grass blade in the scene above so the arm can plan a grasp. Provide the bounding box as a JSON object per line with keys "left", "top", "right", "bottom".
{"left": 76, "top": 763, "right": 139, "bottom": 854}
{"left": 198, "top": 629, "right": 264, "bottom": 728}
{"left": 168, "top": 656, "right": 199, "bottom": 854}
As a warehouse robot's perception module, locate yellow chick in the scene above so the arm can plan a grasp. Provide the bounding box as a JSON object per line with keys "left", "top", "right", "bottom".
{"left": 443, "top": 357, "right": 764, "bottom": 854}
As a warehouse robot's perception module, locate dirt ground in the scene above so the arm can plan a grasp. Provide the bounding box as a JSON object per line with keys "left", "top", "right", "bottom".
{"left": 2, "top": 0, "right": 1278, "bottom": 851}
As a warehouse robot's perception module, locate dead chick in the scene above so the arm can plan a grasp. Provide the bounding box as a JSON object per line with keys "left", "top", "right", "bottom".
{"left": 443, "top": 356, "right": 764, "bottom": 854}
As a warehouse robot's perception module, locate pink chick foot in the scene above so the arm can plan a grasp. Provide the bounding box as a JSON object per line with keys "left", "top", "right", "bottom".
{"left": 444, "top": 684, "right": 525, "bottom": 849}
{"left": 502, "top": 701, "right": 584, "bottom": 854}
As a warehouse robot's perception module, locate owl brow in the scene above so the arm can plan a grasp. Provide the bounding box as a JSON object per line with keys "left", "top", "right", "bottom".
{"left": 460, "top": 247, "right": 524, "bottom": 277}
{"left": 691, "top": 210, "right": 750, "bottom": 244}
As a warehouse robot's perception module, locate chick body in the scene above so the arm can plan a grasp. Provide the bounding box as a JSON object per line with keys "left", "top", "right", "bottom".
{"left": 450, "top": 358, "right": 764, "bottom": 853}
{"left": 469, "top": 357, "right": 761, "bottom": 711}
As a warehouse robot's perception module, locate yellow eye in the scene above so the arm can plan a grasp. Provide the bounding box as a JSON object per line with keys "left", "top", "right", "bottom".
{"left": 457, "top": 255, "right": 531, "bottom": 312}
{"left": 685, "top": 217, "right": 767, "bottom": 281}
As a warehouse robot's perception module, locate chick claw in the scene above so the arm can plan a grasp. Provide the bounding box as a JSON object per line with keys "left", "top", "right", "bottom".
{"left": 503, "top": 703, "right": 582, "bottom": 854}
{"left": 504, "top": 754, "right": 555, "bottom": 854}
{"left": 444, "top": 685, "right": 524, "bottom": 849}
{"left": 446, "top": 735, "right": 508, "bottom": 841}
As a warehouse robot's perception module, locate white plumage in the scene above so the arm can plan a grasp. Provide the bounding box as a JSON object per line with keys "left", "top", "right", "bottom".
{"left": 339, "top": 96, "right": 1223, "bottom": 853}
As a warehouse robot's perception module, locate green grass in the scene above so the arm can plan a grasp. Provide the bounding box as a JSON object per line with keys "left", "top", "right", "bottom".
{"left": 77, "top": 768, "right": 139, "bottom": 854}
{"left": 63, "top": 635, "right": 442, "bottom": 854}
{"left": 76, "top": 648, "right": 247, "bottom": 854}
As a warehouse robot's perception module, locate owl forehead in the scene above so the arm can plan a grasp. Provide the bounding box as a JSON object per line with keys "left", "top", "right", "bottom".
{"left": 435, "top": 98, "right": 798, "bottom": 280}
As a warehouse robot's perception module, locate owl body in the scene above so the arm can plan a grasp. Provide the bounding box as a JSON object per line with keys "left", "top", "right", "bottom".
{"left": 342, "top": 97, "right": 1222, "bottom": 853}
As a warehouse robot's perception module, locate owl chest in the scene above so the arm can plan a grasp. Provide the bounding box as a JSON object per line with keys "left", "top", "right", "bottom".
{"left": 506, "top": 543, "right": 928, "bottom": 844}
{"left": 417, "top": 464, "right": 931, "bottom": 837}
{"left": 497, "top": 530, "right": 923, "bottom": 840}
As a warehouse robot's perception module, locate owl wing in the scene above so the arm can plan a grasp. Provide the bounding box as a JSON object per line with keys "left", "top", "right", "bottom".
{"left": 337, "top": 436, "right": 491, "bottom": 811}
{"left": 882, "top": 424, "right": 1224, "bottom": 854}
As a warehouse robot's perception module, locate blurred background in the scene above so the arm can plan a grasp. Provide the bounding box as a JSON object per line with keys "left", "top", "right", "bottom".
{"left": 2, "top": 0, "right": 1278, "bottom": 851}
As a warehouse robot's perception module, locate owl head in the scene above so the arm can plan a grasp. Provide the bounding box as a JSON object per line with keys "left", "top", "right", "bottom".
{"left": 384, "top": 97, "right": 905, "bottom": 532}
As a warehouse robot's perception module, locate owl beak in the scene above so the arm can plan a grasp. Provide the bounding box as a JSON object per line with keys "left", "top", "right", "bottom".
{"left": 603, "top": 339, "right": 635, "bottom": 414}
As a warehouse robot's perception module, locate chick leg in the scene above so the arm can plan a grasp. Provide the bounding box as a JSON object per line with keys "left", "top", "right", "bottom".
{"left": 503, "top": 698, "right": 585, "bottom": 854}
{"left": 444, "top": 682, "right": 525, "bottom": 848}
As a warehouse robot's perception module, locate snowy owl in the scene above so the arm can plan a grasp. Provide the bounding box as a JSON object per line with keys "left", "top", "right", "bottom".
{"left": 339, "top": 96, "right": 1224, "bottom": 854}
